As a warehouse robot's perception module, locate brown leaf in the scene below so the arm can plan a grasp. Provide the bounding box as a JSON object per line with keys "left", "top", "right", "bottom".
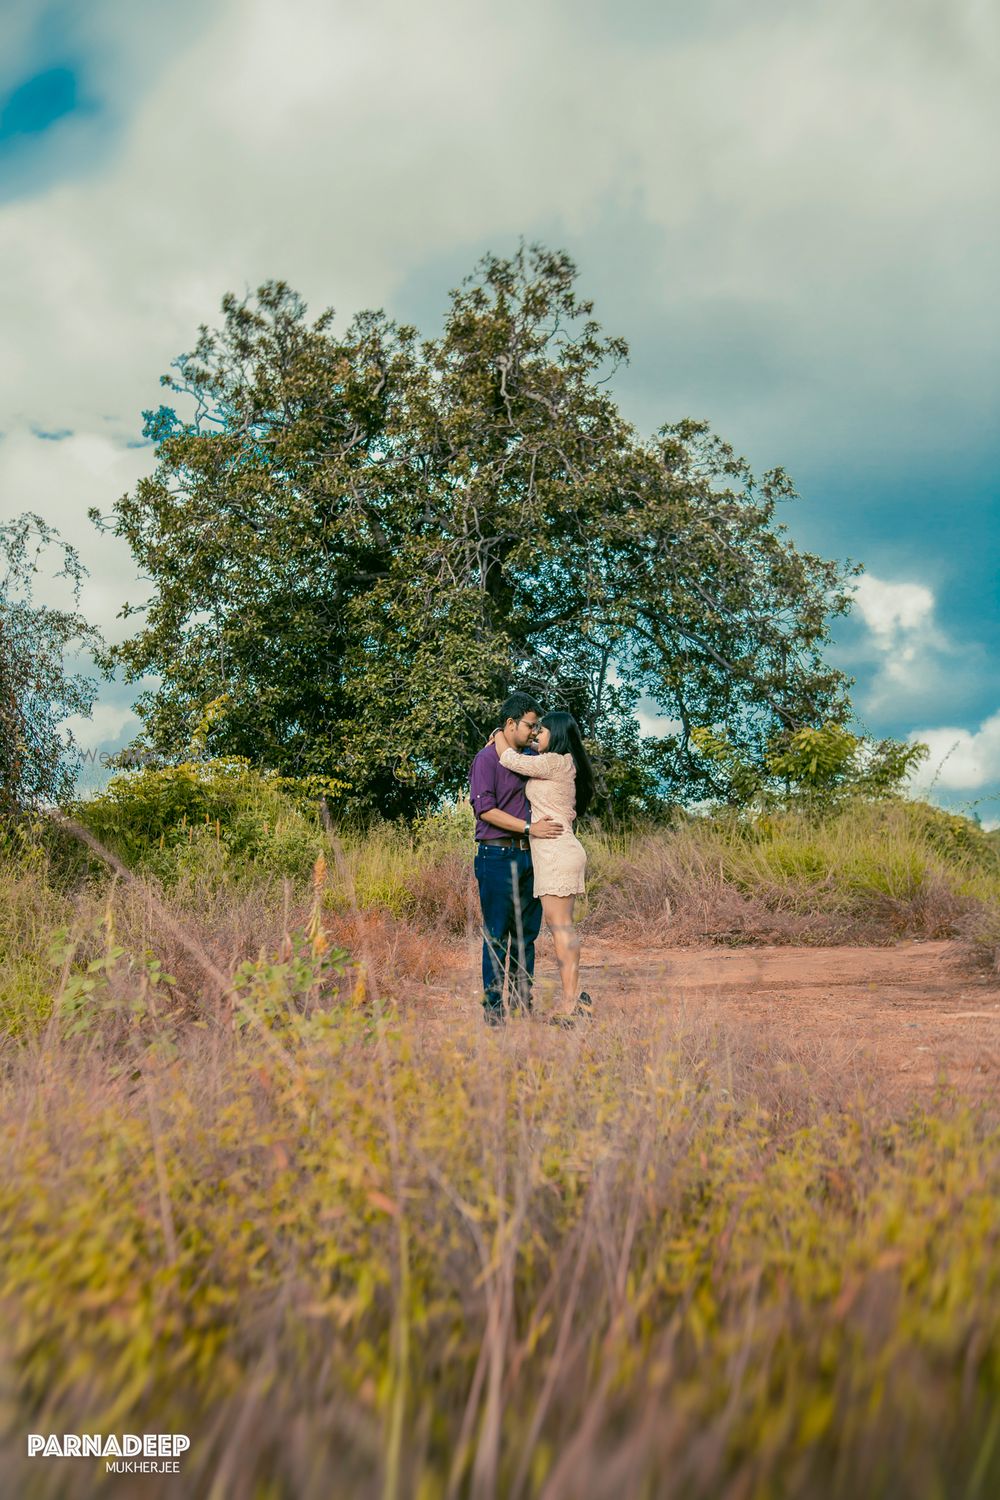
{"left": 367, "top": 1189, "right": 400, "bottom": 1216}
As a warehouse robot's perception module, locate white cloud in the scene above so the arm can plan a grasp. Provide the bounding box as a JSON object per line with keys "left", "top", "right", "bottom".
{"left": 62, "top": 699, "right": 140, "bottom": 748}
{"left": 0, "top": 0, "right": 632, "bottom": 439}
{"left": 0, "top": 426, "right": 155, "bottom": 644}
{"left": 908, "top": 711, "right": 1000, "bottom": 793}
{"left": 636, "top": 708, "right": 682, "bottom": 739}
{"left": 852, "top": 575, "right": 936, "bottom": 647}
{"left": 0, "top": 2, "right": 208, "bottom": 207}
{"left": 63, "top": 698, "right": 147, "bottom": 798}
{"left": 0, "top": 425, "right": 159, "bottom": 790}
{"left": 846, "top": 573, "right": 986, "bottom": 720}
{"left": 0, "top": 0, "right": 996, "bottom": 447}
{"left": 851, "top": 573, "right": 941, "bottom": 699}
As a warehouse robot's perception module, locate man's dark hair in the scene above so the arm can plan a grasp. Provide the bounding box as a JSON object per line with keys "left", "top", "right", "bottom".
{"left": 497, "top": 691, "right": 541, "bottom": 728}
{"left": 540, "top": 710, "right": 595, "bottom": 818}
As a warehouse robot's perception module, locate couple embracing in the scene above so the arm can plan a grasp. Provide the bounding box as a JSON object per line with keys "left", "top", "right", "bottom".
{"left": 468, "top": 692, "right": 595, "bottom": 1027}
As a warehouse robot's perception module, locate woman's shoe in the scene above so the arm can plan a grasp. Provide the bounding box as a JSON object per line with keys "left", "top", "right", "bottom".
{"left": 546, "top": 992, "right": 593, "bottom": 1027}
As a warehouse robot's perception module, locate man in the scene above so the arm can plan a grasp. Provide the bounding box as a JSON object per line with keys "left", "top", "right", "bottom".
{"left": 468, "top": 692, "right": 564, "bottom": 1025}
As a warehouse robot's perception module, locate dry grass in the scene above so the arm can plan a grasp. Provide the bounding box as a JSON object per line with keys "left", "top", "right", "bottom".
{"left": 323, "top": 799, "right": 1000, "bottom": 965}
{"left": 324, "top": 910, "right": 456, "bottom": 989}
{"left": 583, "top": 802, "right": 1000, "bottom": 961}
{"left": 2, "top": 970, "right": 999, "bottom": 1499}
{"left": 59, "top": 764, "right": 1000, "bottom": 965}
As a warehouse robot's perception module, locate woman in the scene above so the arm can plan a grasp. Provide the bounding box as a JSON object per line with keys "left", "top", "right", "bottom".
{"left": 492, "top": 710, "right": 595, "bottom": 1025}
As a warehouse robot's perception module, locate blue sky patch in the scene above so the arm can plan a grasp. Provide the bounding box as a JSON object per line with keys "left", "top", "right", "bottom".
{"left": 0, "top": 66, "right": 85, "bottom": 144}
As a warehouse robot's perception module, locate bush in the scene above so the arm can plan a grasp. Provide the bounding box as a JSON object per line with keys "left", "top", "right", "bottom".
{"left": 691, "top": 721, "right": 930, "bottom": 812}
{"left": 67, "top": 757, "right": 329, "bottom": 884}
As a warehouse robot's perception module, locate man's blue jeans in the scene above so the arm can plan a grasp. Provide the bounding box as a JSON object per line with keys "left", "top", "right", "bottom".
{"left": 474, "top": 843, "right": 542, "bottom": 1016}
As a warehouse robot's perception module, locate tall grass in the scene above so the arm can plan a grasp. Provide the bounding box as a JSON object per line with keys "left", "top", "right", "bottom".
{"left": 585, "top": 800, "right": 1000, "bottom": 956}
{"left": 1, "top": 972, "right": 999, "bottom": 1498}
{"left": 0, "top": 841, "right": 77, "bottom": 1038}
{"left": 61, "top": 768, "right": 1000, "bottom": 948}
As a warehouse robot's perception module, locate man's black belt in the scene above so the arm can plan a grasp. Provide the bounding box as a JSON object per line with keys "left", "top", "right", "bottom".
{"left": 477, "top": 835, "right": 531, "bottom": 850}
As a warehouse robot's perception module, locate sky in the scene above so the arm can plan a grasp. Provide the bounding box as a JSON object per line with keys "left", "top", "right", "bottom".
{"left": 1, "top": 0, "right": 998, "bottom": 814}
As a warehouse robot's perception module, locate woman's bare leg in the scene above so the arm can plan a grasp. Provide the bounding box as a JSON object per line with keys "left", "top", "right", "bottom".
{"left": 541, "top": 894, "right": 580, "bottom": 1011}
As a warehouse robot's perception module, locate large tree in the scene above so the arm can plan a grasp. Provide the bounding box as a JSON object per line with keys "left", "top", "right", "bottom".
{"left": 1, "top": 512, "right": 103, "bottom": 821}
{"left": 93, "top": 244, "right": 857, "bottom": 817}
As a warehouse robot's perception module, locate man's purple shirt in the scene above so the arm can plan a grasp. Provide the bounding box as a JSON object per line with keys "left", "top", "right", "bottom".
{"left": 469, "top": 742, "right": 536, "bottom": 841}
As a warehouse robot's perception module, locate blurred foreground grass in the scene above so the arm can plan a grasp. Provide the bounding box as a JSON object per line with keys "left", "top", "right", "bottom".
{"left": 2, "top": 985, "right": 999, "bottom": 1499}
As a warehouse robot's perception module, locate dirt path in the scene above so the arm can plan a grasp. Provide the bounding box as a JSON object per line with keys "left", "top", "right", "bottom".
{"left": 409, "top": 938, "right": 1000, "bottom": 1102}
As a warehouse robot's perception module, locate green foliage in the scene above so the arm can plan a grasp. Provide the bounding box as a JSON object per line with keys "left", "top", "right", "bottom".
{"left": 690, "top": 725, "right": 764, "bottom": 804}
{"left": 767, "top": 723, "right": 929, "bottom": 801}
{"left": 92, "top": 246, "right": 857, "bottom": 817}
{"left": 231, "top": 931, "right": 351, "bottom": 1037}
{"left": 903, "top": 799, "right": 1000, "bottom": 868}
{"left": 692, "top": 720, "right": 930, "bottom": 811}
{"left": 585, "top": 714, "right": 680, "bottom": 822}
{"left": 47, "top": 918, "right": 178, "bottom": 1039}
{"left": 68, "top": 756, "right": 339, "bottom": 883}
{"left": 0, "top": 512, "right": 107, "bottom": 819}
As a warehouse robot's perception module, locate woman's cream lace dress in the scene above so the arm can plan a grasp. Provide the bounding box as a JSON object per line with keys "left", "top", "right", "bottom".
{"left": 499, "top": 748, "right": 587, "bottom": 897}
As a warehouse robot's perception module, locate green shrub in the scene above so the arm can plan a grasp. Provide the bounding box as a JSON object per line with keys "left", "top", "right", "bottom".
{"left": 68, "top": 757, "right": 331, "bottom": 884}
{"left": 691, "top": 721, "right": 930, "bottom": 811}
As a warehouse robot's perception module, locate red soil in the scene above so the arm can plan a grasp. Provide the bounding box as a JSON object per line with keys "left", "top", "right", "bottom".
{"left": 403, "top": 937, "right": 1000, "bottom": 1104}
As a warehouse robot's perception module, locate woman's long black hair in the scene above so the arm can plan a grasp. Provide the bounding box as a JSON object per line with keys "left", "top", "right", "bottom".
{"left": 540, "top": 710, "right": 594, "bottom": 818}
